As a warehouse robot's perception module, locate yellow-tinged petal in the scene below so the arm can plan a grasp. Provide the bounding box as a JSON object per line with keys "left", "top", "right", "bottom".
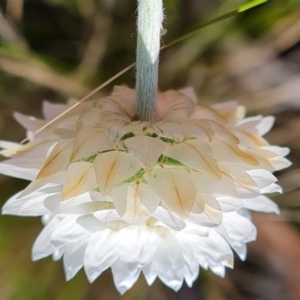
{"left": 191, "top": 171, "right": 238, "bottom": 198}
{"left": 190, "top": 194, "right": 223, "bottom": 227}
{"left": 71, "top": 126, "right": 114, "bottom": 162}
{"left": 164, "top": 139, "right": 221, "bottom": 179}
{"left": 1, "top": 139, "right": 56, "bottom": 158}
{"left": 93, "top": 151, "right": 141, "bottom": 195}
{"left": 37, "top": 139, "right": 74, "bottom": 179}
{"left": 208, "top": 120, "right": 239, "bottom": 144}
{"left": 220, "top": 163, "right": 258, "bottom": 189}
{"left": 219, "top": 163, "right": 260, "bottom": 198}
{"left": 209, "top": 140, "right": 258, "bottom": 166}
{"left": 158, "top": 90, "right": 195, "bottom": 120}
{"left": 233, "top": 129, "right": 268, "bottom": 148}
{"left": 145, "top": 166, "right": 196, "bottom": 217}
{"left": 124, "top": 136, "right": 167, "bottom": 172}
{"left": 180, "top": 120, "right": 213, "bottom": 141}
{"left": 62, "top": 162, "right": 97, "bottom": 200}
{"left": 243, "top": 147, "right": 292, "bottom": 171}
{"left": 191, "top": 106, "right": 227, "bottom": 124}
{"left": 151, "top": 121, "right": 184, "bottom": 141}
{"left": 110, "top": 86, "right": 136, "bottom": 117}
{"left": 212, "top": 101, "right": 245, "bottom": 121}
{"left": 20, "top": 171, "right": 66, "bottom": 197}
{"left": 194, "top": 194, "right": 222, "bottom": 212}
{"left": 77, "top": 108, "right": 102, "bottom": 130}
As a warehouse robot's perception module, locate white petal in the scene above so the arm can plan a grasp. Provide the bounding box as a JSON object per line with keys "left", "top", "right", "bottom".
{"left": 189, "top": 211, "right": 222, "bottom": 227}
{"left": 0, "top": 159, "right": 40, "bottom": 180}
{"left": 209, "top": 231, "right": 233, "bottom": 268}
{"left": 44, "top": 193, "right": 65, "bottom": 214}
{"left": 20, "top": 196, "right": 51, "bottom": 215}
{"left": 222, "top": 212, "right": 257, "bottom": 243}
{"left": 60, "top": 192, "right": 94, "bottom": 209}
{"left": 51, "top": 215, "right": 90, "bottom": 247}
{"left": 152, "top": 206, "right": 186, "bottom": 230}
{"left": 0, "top": 140, "right": 20, "bottom": 151}
{"left": 216, "top": 226, "right": 247, "bottom": 261}
{"left": 256, "top": 116, "right": 275, "bottom": 136}
{"left": 262, "top": 146, "right": 290, "bottom": 157}
{"left": 228, "top": 240, "right": 247, "bottom": 261}
{"left": 32, "top": 216, "right": 62, "bottom": 260}
{"left": 210, "top": 265, "right": 225, "bottom": 277}
{"left": 63, "top": 240, "right": 87, "bottom": 280}
{"left": 14, "top": 112, "right": 44, "bottom": 133}
{"left": 20, "top": 172, "right": 65, "bottom": 197}
{"left": 52, "top": 247, "right": 65, "bottom": 261}
{"left": 152, "top": 230, "right": 184, "bottom": 291}
{"left": 261, "top": 183, "right": 282, "bottom": 194}
{"left": 77, "top": 214, "right": 107, "bottom": 232}
{"left": 179, "top": 232, "right": 232, "bottom": 266}
{"left": 42, "top": 101, "right": 70, "bottom": 120}
{"left": 181, "top": 242, "right": 199, "bottom": 287}
{"left": 196, "top": 254, "right": 208, "bottom": 269}
{"left": 41, "top": 215, "right": 52, "bottom": 225}
{"left": 181, "top": 222, "right": 209, "bottom": 236}
{"left": 3, "top": 188, "right": 58, "bottom": 216}
{"left": 111, "top": 259, "right": 141, "bottom": 295}
{"left": 93, "top": 210, "right": 120, "bottom": 223}
{"left": 246, "top": 169, "right": 277, "bottom": 189}
{"left": 44, "top": 192, "right": 97, "bottom": 215}
{"left": 2, "top": 191, "right": 30, "bottom": 215}
{"left": 242, "top": 195, "right": 279, "bottom": 214}
{"left": 216, "top": 196, "right": 243, "bottom": 212}
{"left": 118, "top": 226, "right": 160, "bottom": 267}
{"left": 235, "top": 115, "right": 262, "bottom": 128}
{"left": 142, "top": 263, "right": 157, "bottom": 286}
{"left": 84, "top": 229, "right": 118, "bottom": 283}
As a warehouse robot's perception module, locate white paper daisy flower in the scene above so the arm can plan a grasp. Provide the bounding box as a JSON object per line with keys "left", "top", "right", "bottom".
{"left": 0, "top": 86, "right": 291, "bottom": 294}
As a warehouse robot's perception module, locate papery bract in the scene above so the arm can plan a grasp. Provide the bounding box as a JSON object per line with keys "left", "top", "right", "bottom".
{"left": 0, "top": 86, "right": 290, "bottom": 294}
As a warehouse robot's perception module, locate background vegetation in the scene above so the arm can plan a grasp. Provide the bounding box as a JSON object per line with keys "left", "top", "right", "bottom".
{"left": 0, "top": 0, "right": 300, "bottom": 299}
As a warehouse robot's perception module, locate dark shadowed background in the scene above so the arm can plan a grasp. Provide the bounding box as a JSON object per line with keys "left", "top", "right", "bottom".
{"left": 0, "top": 0, "right": 300, "bottom": 299}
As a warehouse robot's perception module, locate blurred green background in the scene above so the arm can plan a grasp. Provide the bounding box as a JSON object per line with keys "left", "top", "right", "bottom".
{"left": 0, "top": 0, "right": 300, "bottom": 299}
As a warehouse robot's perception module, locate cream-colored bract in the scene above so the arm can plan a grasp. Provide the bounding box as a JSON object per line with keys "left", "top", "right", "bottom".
{"left": 0, "top": 86, "right": 291, "bottom": 294}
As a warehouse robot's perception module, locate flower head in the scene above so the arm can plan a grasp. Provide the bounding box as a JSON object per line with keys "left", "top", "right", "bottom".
{"left": 0, "top": 86, "right": 291, "bottom": 294}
